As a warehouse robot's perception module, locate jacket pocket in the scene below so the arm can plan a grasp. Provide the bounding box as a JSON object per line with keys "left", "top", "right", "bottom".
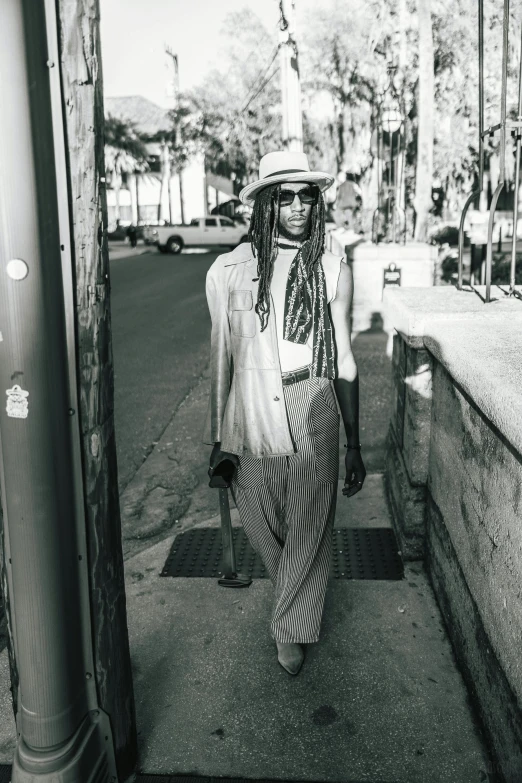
{"left": 309, "top": 378, "right": 340, "bottom": 483}
{"left": 319, "top": 380, "right": 339, "bottom": 414}
{"left": 229, "top": 289, "right": 255, "bottom": 338}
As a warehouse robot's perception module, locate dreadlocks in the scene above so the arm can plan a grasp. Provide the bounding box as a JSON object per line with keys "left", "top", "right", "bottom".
{"left": 248, "top": 183, "right": 326, "bottom": 332}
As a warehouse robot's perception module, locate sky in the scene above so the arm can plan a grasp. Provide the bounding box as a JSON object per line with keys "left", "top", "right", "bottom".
{"left": 100, "top": 0, "right": 303, "bottom": 108}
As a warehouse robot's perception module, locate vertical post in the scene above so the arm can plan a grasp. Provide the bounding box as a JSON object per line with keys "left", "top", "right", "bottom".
{"left": 56, "top": 0, "right": 138, "bottom": 777}
{"left": 0, "top": 0, "right": 120, "bottom": 779}
{"left": 478, "top": 0, "right": 484, "bottom": 192}
{"left": 129, "top": 173, "right": 139, "bottom": 225}
{"left": 159, "top": 139, "right": 171, "bottom": 223}
{"left": 485, "top": 0, "right": 509, "bottom": 302}
{"left": 136, "top": 172, "right": 140, "bottom": 223}
{"left": 390, "top": 129, "right": 396, "bottom": 243}
{"left": 457, "top": 0, "right": 483, "bottom": 292}
{"left": 509, "top": 22, "right": 522, "bottom": 293}
{"left": 179, "top": 169, "right": 186, "bottom": 224}
{"left": 279, "top": 0, "right": 303, "bottom": 151}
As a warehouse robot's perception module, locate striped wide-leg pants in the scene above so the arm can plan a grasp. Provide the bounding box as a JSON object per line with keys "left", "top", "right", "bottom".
{"left": 230, "top": 376, "right": 340, "bottom": 644}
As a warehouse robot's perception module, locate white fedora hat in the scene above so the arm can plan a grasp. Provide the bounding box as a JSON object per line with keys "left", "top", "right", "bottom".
{"left": 239, "top": 150, "right": 335, "bottom": 206}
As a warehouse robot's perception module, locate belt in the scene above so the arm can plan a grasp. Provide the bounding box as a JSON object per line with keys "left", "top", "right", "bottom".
{"left": 281, "top": 366, "right": 311, "bottom": 386}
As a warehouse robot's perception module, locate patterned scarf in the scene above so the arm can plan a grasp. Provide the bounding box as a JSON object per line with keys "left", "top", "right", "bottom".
{"left": 282, "top": 243, "right": 336, "bottom": 379}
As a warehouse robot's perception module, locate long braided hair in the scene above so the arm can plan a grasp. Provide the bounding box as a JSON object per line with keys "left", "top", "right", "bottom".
{"left": 248, "top": 183, "right": 326, "bottom": 332}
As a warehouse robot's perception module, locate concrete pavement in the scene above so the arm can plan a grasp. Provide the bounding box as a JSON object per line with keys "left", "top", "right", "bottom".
{"left": 121, "top": 476, "right": 494, "bottom": 781}
{"left": 0, "top": 391, "right": 496, "bottom": 781}
{"left": 114, "top": 355, "right": 494, "bottom": 779}
{"left": 108, "top": 240, "right": 151, "bottom": 261}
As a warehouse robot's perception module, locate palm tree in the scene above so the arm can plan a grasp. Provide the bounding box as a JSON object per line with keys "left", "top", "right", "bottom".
{"left": 104, "top": 115, "right": 148, "bottom": 225}
{"left": 153, "top": 99, "right": 205, "bottom": 224}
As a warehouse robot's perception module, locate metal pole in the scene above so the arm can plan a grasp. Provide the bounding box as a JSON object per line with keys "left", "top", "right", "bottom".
{"left": 499, "top": 0, "right": 510, "bottom": 181}
{"left": 279, "top": 0, "right": 303, "bottom": 151}
{"left": 478, "top": 0, "right": 484, "bottom": 188}
{"left": 219, "top": 489, "right": 237, "bottom": 577}
{"left": 509, "top": 22, "right": 522, "bottom": 293}
{"left": 486, "top": 0, "right": 510, "bottom": 303}
{"left": 375, "top": 127, "right": 383, "bottom": 244}
{"left": 0, "top": 1, "right": 116, "bottom": 779}
{"left": 391, "top": 128, "right": 397, "bottom": 243}
{"left": 458, "top": 0, "right": 484, "bottom": 290}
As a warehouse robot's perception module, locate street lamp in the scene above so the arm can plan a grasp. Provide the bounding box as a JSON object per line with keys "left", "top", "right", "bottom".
{"left": 372, "top": 68, "right": 405, "bottom": 244}
{"left": 381, "top": 107, "right": 403, "bottom": 135}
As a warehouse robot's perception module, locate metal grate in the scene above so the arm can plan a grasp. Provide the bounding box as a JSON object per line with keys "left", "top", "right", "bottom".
{"left": 161, "top": 528, "right": 403, "bottom": 581}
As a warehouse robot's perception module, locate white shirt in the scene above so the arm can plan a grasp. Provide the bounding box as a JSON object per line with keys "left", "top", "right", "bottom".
{"left": 270, "top": 247, "right": 340, "bottom": 372}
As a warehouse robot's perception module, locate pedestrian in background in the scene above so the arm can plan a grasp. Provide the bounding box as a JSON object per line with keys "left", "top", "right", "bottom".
{"left": 204, "top": 151, "right": 366, "bottom": 676}
{"left": 127, "top": 223, "right": 138, "bottom": 248}
{"left": 335, "top": 171, "right": 363, "bottom": 230}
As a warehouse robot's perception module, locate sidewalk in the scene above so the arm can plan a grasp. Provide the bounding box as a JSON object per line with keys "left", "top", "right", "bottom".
{"left": 108, "top": 240, "right": 151, "bottom": 261}
{"left": 0, "top": 329, "right": 496, "bottom": 780}
{"left": 120, "top": 325, "right": 494, "bottom": 780}
{"left": 123, "top": 476, "right": 494, "bottom": 782}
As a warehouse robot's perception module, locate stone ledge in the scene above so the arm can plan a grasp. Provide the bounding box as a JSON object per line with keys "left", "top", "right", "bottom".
{"left": 384, "top": 286, "right": 522, "bottom": 345}
{"left": 352, "top": 241, "right": 438, "bottom": 261}
{"left": 424, "top": 319, "right": 522, "bottom": 457}
{"left": 383, "top": 287, "right": 522, "bottom": 456}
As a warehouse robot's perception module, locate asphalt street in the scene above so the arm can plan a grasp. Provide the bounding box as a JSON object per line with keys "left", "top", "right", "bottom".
{"left": 110, "top": 247, "right": 217, "bottom": 493}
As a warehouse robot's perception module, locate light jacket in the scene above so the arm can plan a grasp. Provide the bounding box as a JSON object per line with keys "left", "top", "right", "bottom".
{"left": 202, "top": 242, "right": 343, "bottom": 457}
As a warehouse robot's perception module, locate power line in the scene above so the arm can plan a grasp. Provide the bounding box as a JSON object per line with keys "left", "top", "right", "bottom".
{"left": 240, "top": 64, "right": 280, "bottom": 115}
{"left": 240, "top": 44, "right": 281, "bottom": 113}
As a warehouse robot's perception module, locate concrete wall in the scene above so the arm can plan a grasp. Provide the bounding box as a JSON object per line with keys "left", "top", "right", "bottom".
{"left": 383, "top": 287, "right": 522, "bottom": 782}
{"left": 352, "top": 243, "right": 436, "bottom": 334}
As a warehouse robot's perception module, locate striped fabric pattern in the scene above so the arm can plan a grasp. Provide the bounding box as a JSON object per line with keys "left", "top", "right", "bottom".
{"left": 230, "top": 375, "right": 339, "bottom": 643}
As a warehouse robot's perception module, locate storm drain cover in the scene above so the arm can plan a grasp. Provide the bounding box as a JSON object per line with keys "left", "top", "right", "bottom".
{"left": 161, "top": 527, "right": 403, "bottom": 580}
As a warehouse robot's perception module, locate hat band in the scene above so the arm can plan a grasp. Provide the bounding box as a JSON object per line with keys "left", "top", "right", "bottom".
{"left": 263, "top": 168, "right": 309, "bottom": 179}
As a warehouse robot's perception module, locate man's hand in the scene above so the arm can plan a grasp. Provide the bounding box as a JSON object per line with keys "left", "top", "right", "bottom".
{"left": 209, "top": 442, "right": 239, "bottom": 471}
{"left": 342, "top": 449, "right": 366, "bottom": 498}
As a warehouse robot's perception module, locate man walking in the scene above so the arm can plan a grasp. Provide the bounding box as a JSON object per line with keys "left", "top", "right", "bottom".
{"left": 204, "top": 151, "right": 366, "bottom": 676}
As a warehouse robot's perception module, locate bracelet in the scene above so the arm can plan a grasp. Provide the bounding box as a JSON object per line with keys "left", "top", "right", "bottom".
{"left": 344, "top": 443, "right": 362, "bottom": 450}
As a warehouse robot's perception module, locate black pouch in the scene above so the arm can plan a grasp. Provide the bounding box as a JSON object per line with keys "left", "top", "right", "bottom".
{"left": 208, "top": 458, "right": 237, "bottom": 489}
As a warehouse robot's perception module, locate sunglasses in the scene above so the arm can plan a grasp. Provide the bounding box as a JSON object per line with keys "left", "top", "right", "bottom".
{"left": 279, "top": 186, "right": 319, "bottom": 207}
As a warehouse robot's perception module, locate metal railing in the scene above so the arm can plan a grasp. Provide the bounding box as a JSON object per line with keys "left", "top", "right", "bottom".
{"left": 457, "top": 0, "right": 522, "bottom": 302}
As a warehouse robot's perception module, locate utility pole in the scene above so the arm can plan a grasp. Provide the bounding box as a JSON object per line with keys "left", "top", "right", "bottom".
{"left": 0, "top": 1, "right": 137, "bottom": 780}
{"left": 165, "top": 45, "right": 180, "bottom": 107}
{"left": 279, "top": 0, "right": 303, "bottom": 151}
{"left": 165, "top": 46, "right": 186, "bottom": 224}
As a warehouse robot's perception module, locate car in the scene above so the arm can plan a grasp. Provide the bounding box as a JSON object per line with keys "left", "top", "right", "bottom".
{"left": 151, "top": 216, "right": 249, "bottom": 254}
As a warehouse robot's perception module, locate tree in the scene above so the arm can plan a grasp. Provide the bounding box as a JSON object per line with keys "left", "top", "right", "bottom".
{"left": 188, "top": 9, "right": 283, "bottom": 190}
{"left": 300, "top": 0, "right": 393, "bottom": 178}
{"left": 104, "top": 115, "right": 148, "bottom": 224}
{"left": 154, "top": 100, "right": 207, "bottom": 223}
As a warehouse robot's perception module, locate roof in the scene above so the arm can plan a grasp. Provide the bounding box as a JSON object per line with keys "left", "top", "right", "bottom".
{"left": 104, "top": 96, "right": 170, "bottom": 136}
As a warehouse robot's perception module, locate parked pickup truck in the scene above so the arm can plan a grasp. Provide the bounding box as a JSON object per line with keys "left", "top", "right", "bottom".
{"left": 150, "top": 216, "right": 249, "bottom": 254}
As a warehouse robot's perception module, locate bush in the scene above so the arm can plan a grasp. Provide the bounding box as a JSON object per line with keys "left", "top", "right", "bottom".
{"left": 429, "top": 223, "right": 469, "bottom": 248}
{"left": 491, "top": 252, "right": 522, "bottom": 285}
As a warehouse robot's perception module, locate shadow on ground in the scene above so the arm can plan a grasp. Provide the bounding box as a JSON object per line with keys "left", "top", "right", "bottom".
{"left": 351, "top": 312, "right": 392, "bottom": 473}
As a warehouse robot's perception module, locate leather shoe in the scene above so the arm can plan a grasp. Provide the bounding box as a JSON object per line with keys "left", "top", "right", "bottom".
{"left": 276, "top": 641, "right": 305, "bottom": 676}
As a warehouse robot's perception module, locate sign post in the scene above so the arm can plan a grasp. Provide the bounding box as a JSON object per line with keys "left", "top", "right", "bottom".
{"left": 383, "top": 262, "right": 402, "bottom": 294}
